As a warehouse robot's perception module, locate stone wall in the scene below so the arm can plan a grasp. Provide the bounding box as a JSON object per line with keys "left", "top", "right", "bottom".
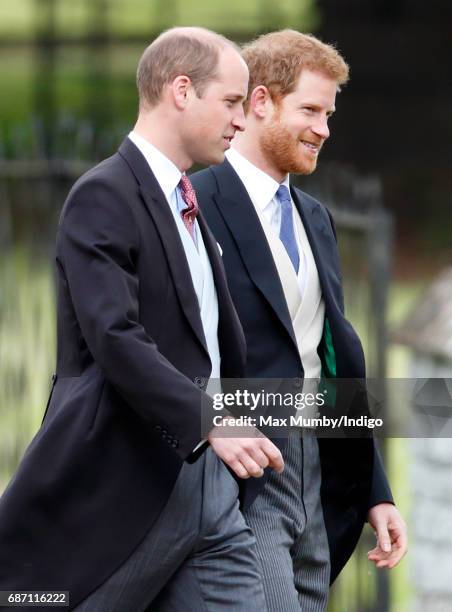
{"left": 410, "top": 356, "right": 452, "bottom": 611}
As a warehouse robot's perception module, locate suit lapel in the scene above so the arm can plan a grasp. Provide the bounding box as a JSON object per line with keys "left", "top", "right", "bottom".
{"left": 118, "top": 138, "right": 208, "bottom": 355}
{"left": 197, "top": 211, "right": 227, "bottom": 296}
{"left": 290, "top": 187, "right": 344, "bottom": 317}
{"left": 211, "top": 161, "right": 298, "bottom": 350}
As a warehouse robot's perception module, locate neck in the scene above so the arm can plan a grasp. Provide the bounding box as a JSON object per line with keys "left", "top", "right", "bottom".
{"left": 134, "top": 109, "right": 192, "bottom": 173}
{"left": 232, "top": 127, "right": 286, "bottom": 183}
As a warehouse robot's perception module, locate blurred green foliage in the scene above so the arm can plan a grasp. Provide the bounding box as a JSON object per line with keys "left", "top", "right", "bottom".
{"left": 0, "top": 45, "right": 140, "bottom": 126}
{"left": 0, "top": 0, "right": 319, "bottom": 129}
{"left": 0, "top": 247, "right": 56, "bottom": 490}
{"left": 0, "top": 0, "right": 319, "bottom": 41}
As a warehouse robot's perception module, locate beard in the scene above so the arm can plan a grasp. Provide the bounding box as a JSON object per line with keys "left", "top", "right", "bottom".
{"left": 260, "top": 113, "right": 320, "bottom": 176}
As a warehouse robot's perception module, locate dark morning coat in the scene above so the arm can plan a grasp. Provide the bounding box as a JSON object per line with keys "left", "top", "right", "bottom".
{"left": 191, "top": 159, "right": 394, "bottom": 583}
{"left": 0, "top": 138, "right": 246, "bottom": 610}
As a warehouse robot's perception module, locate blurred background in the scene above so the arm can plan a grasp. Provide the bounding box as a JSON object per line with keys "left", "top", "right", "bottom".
{"left": 1, "top": 1, "right": 451, "bottom": 610}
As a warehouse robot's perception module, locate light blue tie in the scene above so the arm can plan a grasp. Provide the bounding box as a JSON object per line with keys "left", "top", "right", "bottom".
{"left": 276, "top": 184, "right": 299, "bottom": 273}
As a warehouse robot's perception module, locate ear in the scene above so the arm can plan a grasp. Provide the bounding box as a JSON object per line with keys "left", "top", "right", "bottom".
{"left": 249, "top": 85, "right": 273, "bottom": 119}
{"left": 171, "top": 75, "right": 192, "bottom": 110}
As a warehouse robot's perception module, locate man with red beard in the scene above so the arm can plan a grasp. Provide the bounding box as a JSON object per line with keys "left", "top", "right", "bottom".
{"left": 191, "top": 30, "right": 407, "bottom": 611}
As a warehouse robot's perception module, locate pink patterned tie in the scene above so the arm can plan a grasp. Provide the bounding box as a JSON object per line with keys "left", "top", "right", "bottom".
{"left": 179, "top": 174, "right": 199, "bottom": 242}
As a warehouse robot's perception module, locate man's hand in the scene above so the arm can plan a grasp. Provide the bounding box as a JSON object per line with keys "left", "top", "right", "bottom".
{"left": 207, "top": 420, "right": 284, "bottom": 479}
{"left": 367, "top": 503, "right": 407, "bottom": 569}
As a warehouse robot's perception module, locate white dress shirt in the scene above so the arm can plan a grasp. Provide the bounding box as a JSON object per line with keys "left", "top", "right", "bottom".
{"left": 128, "top": 131, "right": 221, "bottom": 379}
{"left": 225, "top": 147, "right": 307, "bottom": 296}
{"left": 225, "top": 146, "right": 325, "bottom": 391}
{"left": 128, "top": 131, "right": 201, "bottom": 245}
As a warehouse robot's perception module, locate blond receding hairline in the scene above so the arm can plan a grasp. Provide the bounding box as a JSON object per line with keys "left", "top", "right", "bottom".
{"left": 137, "top": 27, "right": 239, "bottom": 109}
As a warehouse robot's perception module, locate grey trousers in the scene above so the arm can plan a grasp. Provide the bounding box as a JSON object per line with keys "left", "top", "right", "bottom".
{"left": 74, "top": 448, "right": 266, "bottom": 612}
{"left": 244, "top": 430, "right": 330, "bottom": 612}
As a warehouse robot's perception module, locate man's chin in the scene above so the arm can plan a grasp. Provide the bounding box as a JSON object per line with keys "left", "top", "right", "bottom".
{"left": 273, "top": 149, "right": 318, "bottom": 176}
{"left": 293, "top": 157, "right": 317, "bottom": 176}
{"left": 197, "top": 150, "right": 225, "bottom": 167}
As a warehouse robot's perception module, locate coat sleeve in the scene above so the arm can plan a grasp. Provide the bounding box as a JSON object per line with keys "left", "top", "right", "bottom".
{"left": 58, "top": 177, "right": 211, "bottom": 460}
{"left": 368, "top": 443, "right": 395, "bottom": 508}
{"left": 325, "top": 205, "right": 395, "bottom": 510}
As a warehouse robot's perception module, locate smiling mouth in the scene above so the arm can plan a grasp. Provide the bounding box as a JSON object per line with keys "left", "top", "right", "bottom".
{"left": 300, "top": 140, "right": 320, "bottom": 154}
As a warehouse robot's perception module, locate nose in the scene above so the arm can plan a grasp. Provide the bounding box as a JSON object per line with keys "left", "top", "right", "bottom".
{"left": 312, "top": 115, "right": 330, "bottom": 140}
{"left": 232, "top": 105, "right": 246, "bottom": 132}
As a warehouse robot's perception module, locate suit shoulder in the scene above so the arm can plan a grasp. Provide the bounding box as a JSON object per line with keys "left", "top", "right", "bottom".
{"left": 293, "top": 186, "right": 336, "bottom": 226}
{"left": 293, "top": 186, "right": 328, "bottom": 214}
{"left": 190, "top": 166, "right": 218, "bottom": 195}
{"left": 63, "top": 153, "right": 134, "bottom": 210}
{"left": 69, "top": 153, "right": 132, "bottom": 195}
{"left": 59, "top": 153, "right": 139, "bottom": 239}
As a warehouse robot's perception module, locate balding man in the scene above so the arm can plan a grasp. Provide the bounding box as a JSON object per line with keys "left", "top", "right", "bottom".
{"left": 0, "top": 28, "right": 282, "bottom": 611}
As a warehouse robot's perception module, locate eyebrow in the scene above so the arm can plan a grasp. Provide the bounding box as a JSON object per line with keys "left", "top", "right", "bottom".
{"left": 225, "top": 93, "right": 247, "bottom": 101}
{"left": 301, "top": 103, "right": 336, "bottom": 115}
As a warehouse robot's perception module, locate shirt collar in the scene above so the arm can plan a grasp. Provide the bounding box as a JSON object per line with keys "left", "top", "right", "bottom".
{"left": 225, "top": 147, "right": 290, "bottom": 210}
{"left": 128, "top": 131, "right": 182, "bottom": 203}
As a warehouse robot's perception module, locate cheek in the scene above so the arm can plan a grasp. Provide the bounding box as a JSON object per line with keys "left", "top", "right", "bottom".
{"left": 276, "top": 116, "right": 298, "bottom": 140}
{"left": 189, "top": 110, "right": 212, "bottom": 141}
{"left": 290, "top": 121, "right": 306, "bottom": 138}
{"left": 202, "top": 108, "right": 227, "bottom": 138}
{"left": 198, "top": 118, "right": 217, "bottom": 141}
{"left": 281, "top": 113, "right": 308, "bottom": 136}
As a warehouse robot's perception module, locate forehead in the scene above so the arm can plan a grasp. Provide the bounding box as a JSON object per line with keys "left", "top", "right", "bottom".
{"left": 215, "top": 47, "right": 249, "bottom": 88}
{"left": 283, "top": 69, "right": 338, "bottom": 106}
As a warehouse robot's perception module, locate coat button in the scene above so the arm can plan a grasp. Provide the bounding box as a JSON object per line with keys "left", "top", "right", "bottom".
{"left": 194, "top": 376, "right": 206, "bottom": 389}
{"left": 155, "top": 425, "right": 162, "bottom": 431}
